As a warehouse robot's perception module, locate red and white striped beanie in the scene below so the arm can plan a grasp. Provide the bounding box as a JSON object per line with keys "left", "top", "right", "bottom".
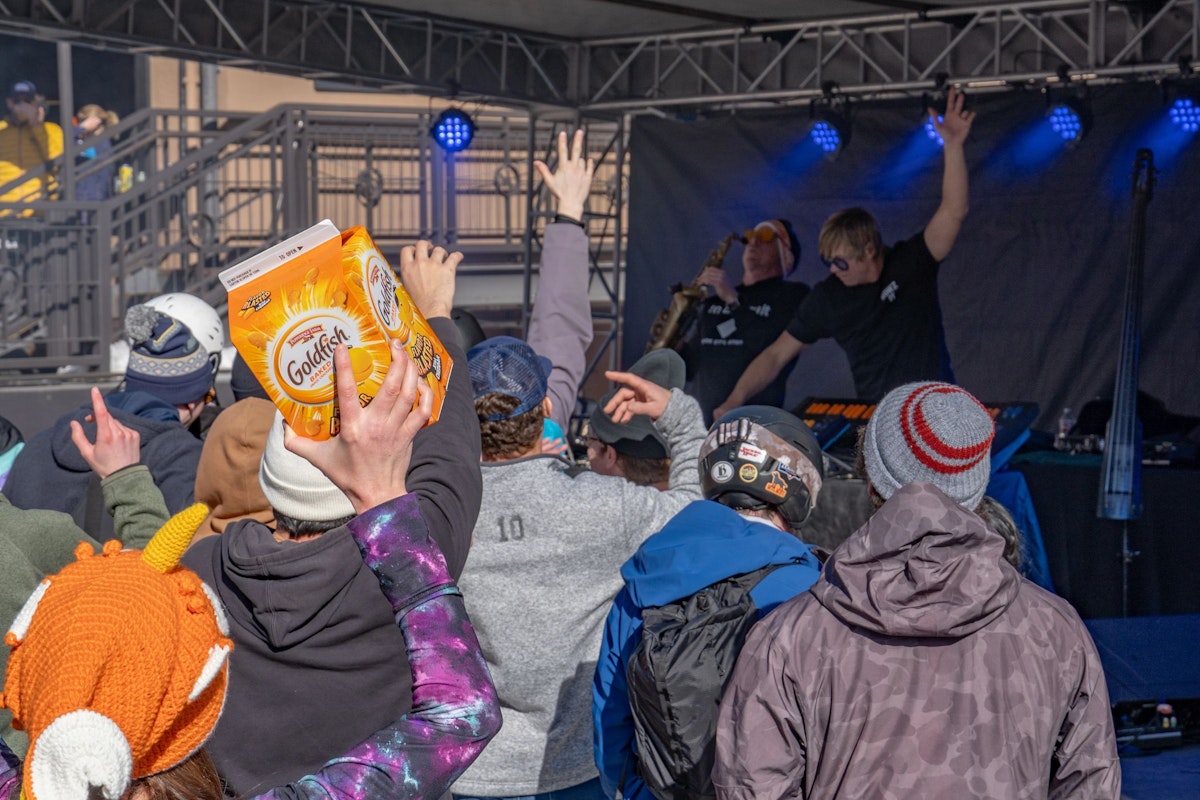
{"left": 863, "top": 382, "right": 994, "bottom": 510}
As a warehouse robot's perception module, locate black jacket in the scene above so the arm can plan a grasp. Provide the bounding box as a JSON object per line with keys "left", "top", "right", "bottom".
{"left": 5, "top": 391, "right": 201, "bottom": 540}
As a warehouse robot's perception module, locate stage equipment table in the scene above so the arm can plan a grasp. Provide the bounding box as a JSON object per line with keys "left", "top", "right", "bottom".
{"left": 1013, "top": 457, "right": 1200, "bottom": 619}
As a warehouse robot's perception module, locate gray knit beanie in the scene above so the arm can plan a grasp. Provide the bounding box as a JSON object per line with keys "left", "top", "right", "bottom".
{"left": 124, "top": 305, "right": 214, "bottom": 405}
{"left": 258, "top": 411, "right": 356, "bottom": 522}
{"left": 863, "top": 382, "right": 994, "bottom": 510}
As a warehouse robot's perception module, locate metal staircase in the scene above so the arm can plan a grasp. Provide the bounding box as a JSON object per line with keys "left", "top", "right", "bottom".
{"left": 0, "top": 104, "right": 625, "bottom": 379}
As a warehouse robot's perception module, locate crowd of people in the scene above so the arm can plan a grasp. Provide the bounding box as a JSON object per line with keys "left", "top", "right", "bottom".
{"left": 0, "top": 102, "right": 1122, "bottom": 800}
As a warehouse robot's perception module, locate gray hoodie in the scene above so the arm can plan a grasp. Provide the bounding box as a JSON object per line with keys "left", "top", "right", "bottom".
{"left": 453, "top": 389, "right": 706, "bottom": 796}
{"left": 714, "top": 482, "right": 1120, "bottom": 800}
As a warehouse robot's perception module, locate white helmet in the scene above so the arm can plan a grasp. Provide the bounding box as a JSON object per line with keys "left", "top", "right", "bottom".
{"left": 108, "top": 339, "right": 131, "bottom": 374}
{"left": 144, "top": 293, "right": 225, "bottom": 374}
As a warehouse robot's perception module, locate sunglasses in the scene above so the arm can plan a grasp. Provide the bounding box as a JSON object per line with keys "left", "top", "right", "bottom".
{"left": 9, "top": 93, "right": 36, "bottom": 104}
{"left": 821, "top": 255, "right": 852, "bottom": 271}
{"left": 740, "top": 228, "right": 780, "bottom": 245}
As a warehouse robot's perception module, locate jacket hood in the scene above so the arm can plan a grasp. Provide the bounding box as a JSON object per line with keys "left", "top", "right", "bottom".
{"left": 0, "top": 414, "right": 22, "bottom": 454}
{"left": 621, "top": 499, "right": 817, "bottom": 608}
{"left": 811, "top": 482, "right": 1020, "bottom": 639}
{"left": 47, "top": 390, "right": 180, "bottom": 473}
{"left": 214, "top": 519, "right": 365, "bottom": 649}
{"left": 193, "top": 398, "right": 275, "bottom": 538}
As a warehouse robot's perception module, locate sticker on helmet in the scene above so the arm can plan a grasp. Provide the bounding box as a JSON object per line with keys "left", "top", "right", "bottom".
{"left": 764, "top": 472, "right": 788, "bottom": 498}
{"left": 737, "top": 443, "right": 768, "bottom": 465}
{"left": 738, "top": 463, "right": 758, "bottom": 483}
{"left": 711, "top": 461, "right": 735, "bottom": 483}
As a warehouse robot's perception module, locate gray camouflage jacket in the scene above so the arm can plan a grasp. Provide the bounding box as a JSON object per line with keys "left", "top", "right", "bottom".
{"left": 714, "top": 482, "right": 1120, "bottom": 800}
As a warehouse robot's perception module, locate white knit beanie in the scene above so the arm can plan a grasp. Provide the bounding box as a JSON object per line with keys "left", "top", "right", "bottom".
{"left": 863, "top": 382, "right": 995, "bottom": 510}
{"left": 258, "top": 411, "right": 355, "bottom": 522}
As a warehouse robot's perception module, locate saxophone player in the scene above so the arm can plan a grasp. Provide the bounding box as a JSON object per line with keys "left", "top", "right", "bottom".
{"left": 680, "top": 218, "right": 808, "bottom": 423}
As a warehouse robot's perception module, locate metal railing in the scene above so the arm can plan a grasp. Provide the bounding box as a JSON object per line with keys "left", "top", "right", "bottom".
{"left": 0, "top": 104, "right": 626, "bottom": 378}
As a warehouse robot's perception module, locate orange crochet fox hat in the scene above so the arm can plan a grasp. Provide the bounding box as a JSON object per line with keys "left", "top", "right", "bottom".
{"left": 0, "top": 505, "right": 232, "bottom": 800}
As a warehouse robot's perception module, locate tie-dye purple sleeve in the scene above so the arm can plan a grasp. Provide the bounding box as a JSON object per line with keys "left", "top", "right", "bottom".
{"left": 0, "top": 738, "right": 19, "bottom": 800}
{"left": 252, "top": 494, "right": 501, "bottom": 800}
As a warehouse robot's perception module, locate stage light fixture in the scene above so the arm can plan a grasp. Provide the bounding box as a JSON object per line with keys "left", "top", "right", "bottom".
{"left": 808, "top": 84, "right": 850, "bottom": 159}
{"left": 1158, "top": 58, "right": 1199, "bottom": 135}
{"left": 809, "top": 120, "right": 842, "bottom": 154}
{"left": 1047, "top": 104, "right": 1084, "bottom": 141}
{"left": 925, "top": 115, "right": 945, "bottom": 146}
{"left": 431, "top": 108, "right": 475, "bottom": 153}
{"left": 1044, "top": 96, "right": 1092, "bottom": 147}
{"left": 1169, "top": 97, "right": 1200, "bottom": 132}
{"left": 1043, "top": 68, "right": 1092, "bottom": 147}
{"left": 922, "top": 75, "right": 949, "bottom": 148}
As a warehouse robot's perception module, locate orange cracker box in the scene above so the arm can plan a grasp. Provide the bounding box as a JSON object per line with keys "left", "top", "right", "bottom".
{"left": 219, "top": 220, "right": 452, "bottom": 440}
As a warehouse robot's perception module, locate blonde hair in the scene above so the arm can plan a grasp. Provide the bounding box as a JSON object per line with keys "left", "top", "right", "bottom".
{"left": 818, "top": 207, "right": 882, "bottom": 262}
{"left": 976, "top": 496, "right": 1026, "bottom": 570}
{"left": 76, "top": 103, "right": 120, "bottom": 129}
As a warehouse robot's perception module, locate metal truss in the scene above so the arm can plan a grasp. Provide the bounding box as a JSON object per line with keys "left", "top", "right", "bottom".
{"left": 0, "top": 0, "right": 581, "bottom": 107}
{"left": 580, "top": 0, "right": 1200, "bottom": 111}
{"left": 0, "top": 1, "right": 1195, "bottom": 112}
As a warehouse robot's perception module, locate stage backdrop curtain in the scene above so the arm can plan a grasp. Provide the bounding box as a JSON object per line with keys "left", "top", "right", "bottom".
{"left": 623, "top": 83, "right": 1200, "bottom": 431}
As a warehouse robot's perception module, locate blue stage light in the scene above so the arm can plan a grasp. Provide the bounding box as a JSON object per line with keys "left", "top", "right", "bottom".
{"left": 806, "top": 83, "right": 850, "bottom": 159}
{"left": 806, "top": 85, "right": 850, "bottom": 160}
{"left": 1048, "top": 105, "right": 1080, "bottom": 139}
{"left": 809, "top": 120, "right": 841, "bottom": 154}
{"left": 1170, "top": 98, "right": 1200, "bottom": 132}
{"left": 925, "top": 115, "right": 944, "bottom": 147}
{"left": 431, "top": 109, "right": 475, "bottom": 153}
{"left": 1046, "top": 102, "right": 1090, "bottom": 146}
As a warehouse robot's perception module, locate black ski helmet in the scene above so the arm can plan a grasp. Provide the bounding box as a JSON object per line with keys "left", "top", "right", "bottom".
{"left": 699, "top": 405, "right": 824, "bottom": 530}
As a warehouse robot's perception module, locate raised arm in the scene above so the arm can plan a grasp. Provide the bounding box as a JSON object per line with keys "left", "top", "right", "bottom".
{"left": 527, "top": 130, "right": 596, "bottom": 431}
{"left": 256, "top": 493, "right": 501, "bottom": 800}
{"left": 713, "top": 332, "right": 807, "bottom": 421}
{"left": 602, "top": 374, "right": 705, "bottom": 538}
{"left": 923, "top": 85, "right": 975, "bottom": 262}
{"left": 69, "top": 386, "right": 170, "bottom": 548}
{"left": 397, "top": 242, "right": 481, "bottom": 578}
{"left": 267, "top": 345, "right": 500, "bottom": 800}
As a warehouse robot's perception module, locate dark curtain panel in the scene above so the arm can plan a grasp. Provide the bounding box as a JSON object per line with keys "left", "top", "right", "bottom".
{"left": 624, "top": 84, "right": 1200, "bottom": 430}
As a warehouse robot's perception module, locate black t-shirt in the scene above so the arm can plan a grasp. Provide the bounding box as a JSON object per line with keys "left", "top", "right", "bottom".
{"left": 684, "top": 277, "right": 809, "bottom": 421}
{"left": 786, "top": 232, "right": 954, "bottom": 401}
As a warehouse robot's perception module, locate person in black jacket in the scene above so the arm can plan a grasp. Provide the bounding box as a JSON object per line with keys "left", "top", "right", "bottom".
{"left": 182, "top": 240, "right": 483, "bottom": 796}
{"left": 4, "top": 307, "right": 212, "bottom": 539}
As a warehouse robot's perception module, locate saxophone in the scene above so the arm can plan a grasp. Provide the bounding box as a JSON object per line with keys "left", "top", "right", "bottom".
{"left": 645, "top": 233, "right": 735, "bottom": 353}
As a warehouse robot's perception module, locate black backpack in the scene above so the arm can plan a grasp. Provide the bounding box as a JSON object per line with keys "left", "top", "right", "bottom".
{"left": 625, "top": 564, "right": 785, "bottom": 800}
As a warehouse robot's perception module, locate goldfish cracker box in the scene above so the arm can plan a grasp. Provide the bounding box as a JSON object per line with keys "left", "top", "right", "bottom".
{"left": 219, "top": 220, "right": 451, "bottom": 440}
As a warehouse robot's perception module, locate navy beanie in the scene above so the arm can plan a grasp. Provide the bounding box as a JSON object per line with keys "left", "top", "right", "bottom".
{"left": 124, "top": 305, "right": 214, "bottom": 405}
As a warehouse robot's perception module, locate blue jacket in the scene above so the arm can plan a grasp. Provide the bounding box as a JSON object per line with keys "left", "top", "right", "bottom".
{"left": 591, "top": 500, "right": 823, "bottom": 800}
